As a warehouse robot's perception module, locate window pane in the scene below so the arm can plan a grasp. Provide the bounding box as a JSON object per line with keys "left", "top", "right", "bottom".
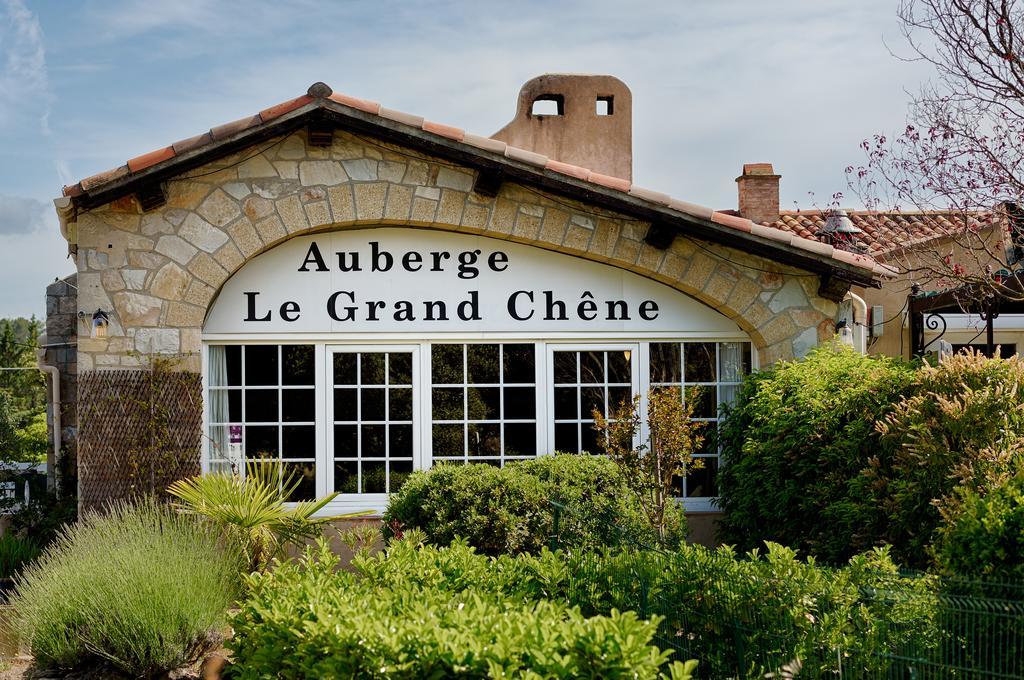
{"left": 580, "top": 425, "right": 600, "bottom": 454}
{"left": 333, "top": 353, "right": 357, "bottom": 385}
{"left": 503, "top": 387, "right": 535, "bottom": 420}
{"left": 607, "top": 351, "right": 631, "bottom": 383}
{"left": 388, "top": 353, "right": 412, "bottom": 385}
{"left": 245, "top": 426, "right": 278, "bottom": 458}
{"left": 467, "top": 344, "right": 500, "bottom": 384}
{"left": 468, "top": 423, "right": 501, "bottom": 457}
{"left": 282, "top": 389, "right": 315, "bottom": 422}
{"left": 554, "top": 423, "right": 578, "bottom": 453}
{"left": 361, "top": 425, "right": 386, "bottom": 456}
{"left": 433, "top": 424, "right": 464, "bottom": 456}
{"left": 245, "top": 345, "right": 278, "bottom": 385}
{"left": 334, "top": 388, "right": 358, "bottom": 421}
{"left": 686, "top": 457, "right": 719, "bottom": 497}
{"left": 650, "top": 343, "right": 681, "bottom": 383}
{"left": 390, "top": 460, "right": 413, "bottom": 493}
{"left": 361, "top": 388, "right": 386, "bottom": 421}
{"left": 282, "top": 425, "right": 315, "bottom": 458}
{"left": 245, "top": 389, "right": 278, "bottom": 422}
{"left": 608, "top": 386, "right": 632, "bottom": 412}
{"left": 684, "top": 342, "right": 716, "bottom": 382}
{"left": 719, "top": 342, "right": 751, "bottom": 382}
{"left": 579, "top": 351, "right": 604, "bottom": 384}
{"left": 685, "top": 385, "right": 716, "bottom": 419}
{"left": 283, "top": 462, "right": 316, "bottom": 501}
{"left": 363, "top": 461, "right": 386, "bottom": 493}
{"left": 281, "top": 345, "right": 314, "bottom": 385}
{"left": 361, "top": 353, "right": 385, "bottom": 385}
{"left": 467, "top": 387, "right": 499, "bottom": 420}
{"left": 581, "top": 386, "right": 605, "bottom": 419}
{"left": 225, "top": 345, "right": 242, "bottom": 385}
{"left": 334, "top": 425, "right": 357, "bottom": 457}
{"left": 209, "top": 346, "right": 242, "bottom": 386}
{"left": 553, "top": 387, "right": 578, "bottom": 419}
{"left": 504, "top": 423, "right": 536, "bottom": 456}
{"left": 389, "top": 388, "right": 412, "bottom": 421}
{"left": 553, "top": 352, "right": 576, "bottom": 383}
{"left": 335, "top": 461, "right": 358, "bottom": 493}
{"left": 432, "top": 387, "right": 463, "bottom": 420}
{"left": 390, "top": 424, "right": 413, "bottom": 457}
{"left": 503, "top": 344, "right": 535, "bottom": 383}
{"left": 209, "top": 389, "right": 241, "bottom": 423}
{"left": 432, "top": 344, "right": 463, "bottom": 383}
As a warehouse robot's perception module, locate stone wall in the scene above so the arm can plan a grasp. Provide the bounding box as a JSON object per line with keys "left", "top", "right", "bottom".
{"left": 71, "top": 128, "right": 840, "bottom": 369}
{"left": 43, "top": 274, "right": 78, "bottom": 495}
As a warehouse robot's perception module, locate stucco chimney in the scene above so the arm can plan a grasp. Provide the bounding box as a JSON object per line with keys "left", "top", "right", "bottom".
{"left": 492, "top": 74, "right": 632, "bottom": 181}
{"left": 736, "top": 163, "right": 781, "bottom": 224}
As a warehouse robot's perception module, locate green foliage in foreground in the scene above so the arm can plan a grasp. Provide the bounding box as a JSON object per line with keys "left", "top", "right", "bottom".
{"left": 0, "top": 533, "right": 39, "bottom": 579}
{"left": 383, "top": 454, "right": 679, "bottom": 556}
{"left": 230, "top": 539, "right": 696, "bottom": 680}
{"left": 345, "top": 537, "right": 938, "bottom": 678}
{"left": 168, "top": 462, "right": 348, "bottom": 572}
{"left": 933, "top": 462, "right": 1024, "bottom": 580}
{"left": 12, "top": 498, "right": 243, "bottom": 676}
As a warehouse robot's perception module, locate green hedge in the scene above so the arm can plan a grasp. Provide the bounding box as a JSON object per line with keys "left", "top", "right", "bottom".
{"left": 229, "top": 541, "right": 697, "bottom": 679}
{"left": 717, "top": 344, "right": 916, "bottom": 563}
{"left": 13, "top": 498, "right": 243, "bottom": 676}
{"left": 383, "top": 454, "right": 676, "bottom": 555}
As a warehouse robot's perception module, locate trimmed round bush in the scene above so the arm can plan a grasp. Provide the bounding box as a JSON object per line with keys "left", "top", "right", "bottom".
{"left": 383, "top": 454, "right": 675, "bottom": 555}
{"left": 12, "top": 498, "right": 242, "bottom": 676}
{"left": 717, "top": 344, "right": 915, "bottom": 563}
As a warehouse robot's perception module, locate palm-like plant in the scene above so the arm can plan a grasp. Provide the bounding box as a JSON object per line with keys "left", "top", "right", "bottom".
{"left": 168, "top": 462, "right": 366, "bottom": 571}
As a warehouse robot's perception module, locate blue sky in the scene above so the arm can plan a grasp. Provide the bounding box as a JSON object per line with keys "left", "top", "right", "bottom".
{"left": 0, "top": 0, "right": 931, "bottom": 319}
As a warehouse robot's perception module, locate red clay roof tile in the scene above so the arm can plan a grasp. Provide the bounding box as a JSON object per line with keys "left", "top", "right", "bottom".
{"left": 79, "top": 164, "right": 130, "bottom": 192}
{"left": 422, "top": 120, "right": 465, "bottom": 142}
{"left": 505, "top": 145, "right": 547, "bottom": 167}
{"left": 328, "top": 92, "right": 381, "bottom": 115}
{"left": 546, "top": 159, "right": 590, "bottom": 181}
{"left": 628, "top": 186, "right": 671, "bottom": 206}
{"left": 259, "top": 95, "right": 313, "bottom": 122}
{"left": 462, "top": 133, "right": 506, "bottom": 155}
{"left": 210, "top": 114, "right": 262, "bottom": 140}
{"left": 127, "top": 145, "right": 176, "bottom": 173}
{"left": 711, "top": 211, "right": 753, "bottom": 233}
{"left": 588, "top": 172, "right": 631, "bottom": 192}
{"left": 378, "top": 107, "right": 424, "bottom": 128}
{"left": 172, "top": 131, "right": 213, "bottom": 155}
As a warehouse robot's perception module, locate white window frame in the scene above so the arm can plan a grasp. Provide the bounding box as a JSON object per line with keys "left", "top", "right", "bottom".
{"left": 202, "top": 331, "right": 755, "bottom": 515}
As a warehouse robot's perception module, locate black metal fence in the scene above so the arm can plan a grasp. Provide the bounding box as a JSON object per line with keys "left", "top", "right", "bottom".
{"left": 549, "top": 501, "right": 1024, "bottom": 679}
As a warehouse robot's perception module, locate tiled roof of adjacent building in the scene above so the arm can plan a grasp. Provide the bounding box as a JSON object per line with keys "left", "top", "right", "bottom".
{"left": 756, "top": 209, "right": 996, "bottom": 257}
{"left": 58, "top": 82, "right": 889, "bottom": 279}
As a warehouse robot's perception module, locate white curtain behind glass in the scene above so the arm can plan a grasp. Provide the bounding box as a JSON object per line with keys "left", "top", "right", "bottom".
{"left": 718, "top": 342, "right": 746, "bottom": 409}
{"left": 208, "top": 346, "right": 233, "bottom": 473}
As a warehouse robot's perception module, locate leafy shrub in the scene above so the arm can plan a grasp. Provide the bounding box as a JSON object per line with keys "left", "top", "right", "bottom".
{"left": 0, "top": 533, "right": 39, "bottom": 579}
{"left": 12, "top": 498, "right": 242, "bottom": 676}
{"left": 932, "top": 462, "right": 1024, "bottom": 580}
{"left": 863, "top": 350, "right": 1024, "bottom": 566}
{"left": 383, "top": 454, "right": 671, "bottom": 556}
{"left": 348, "top": 537, "right": 937, "bottom": 678}
{"left": 230, "top": 540, "right": 697, "bottom": 679}
{"left": 168, "top": 462, "right": 351, "bottom": 571}
{"left": 717, "top": 344, "right": 916, "bottom": 563}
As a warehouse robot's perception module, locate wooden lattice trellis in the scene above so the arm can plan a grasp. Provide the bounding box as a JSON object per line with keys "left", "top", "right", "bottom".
{"left": 78, "top": 368, "right": 202, "bottom": 512}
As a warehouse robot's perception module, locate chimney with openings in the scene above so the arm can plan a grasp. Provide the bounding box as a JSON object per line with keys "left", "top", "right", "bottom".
{"left": 735, "top": 163, "right": 781, "bottom": 224}
{"left": 492, "top": 74, "right": 633, "bottom": 180}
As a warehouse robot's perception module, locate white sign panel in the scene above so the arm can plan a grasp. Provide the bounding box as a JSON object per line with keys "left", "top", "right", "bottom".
{"left": 203, "top": 228, "right": 742, "bottom": 334}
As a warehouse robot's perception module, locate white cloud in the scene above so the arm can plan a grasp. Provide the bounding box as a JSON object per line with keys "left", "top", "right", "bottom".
{"left": 0, "top": 0, "right": 50, "bottom": 135}
{"left": 0, "top": 194, "right": 49, "bottom": 234}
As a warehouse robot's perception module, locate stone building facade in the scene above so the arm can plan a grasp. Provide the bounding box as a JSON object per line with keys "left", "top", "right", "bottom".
{"left": 50, "top": 76, "right": 884, "bottom": 539}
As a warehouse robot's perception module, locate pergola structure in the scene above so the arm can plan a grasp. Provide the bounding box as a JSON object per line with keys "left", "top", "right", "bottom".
{"left": 910, "top": 277, "right": 1024, "bottom": 357}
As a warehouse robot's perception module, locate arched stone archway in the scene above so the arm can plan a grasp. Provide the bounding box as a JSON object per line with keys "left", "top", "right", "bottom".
{"left": 73, "top": 129, "right": 837, "bottom": 371}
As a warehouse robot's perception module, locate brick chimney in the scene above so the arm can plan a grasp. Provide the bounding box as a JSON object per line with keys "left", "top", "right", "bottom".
{"left": 492, "top": 74, "right": 632, "bottom": 180}
{"left": 736, "top": 163, "right": 780, "bottom": 224}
